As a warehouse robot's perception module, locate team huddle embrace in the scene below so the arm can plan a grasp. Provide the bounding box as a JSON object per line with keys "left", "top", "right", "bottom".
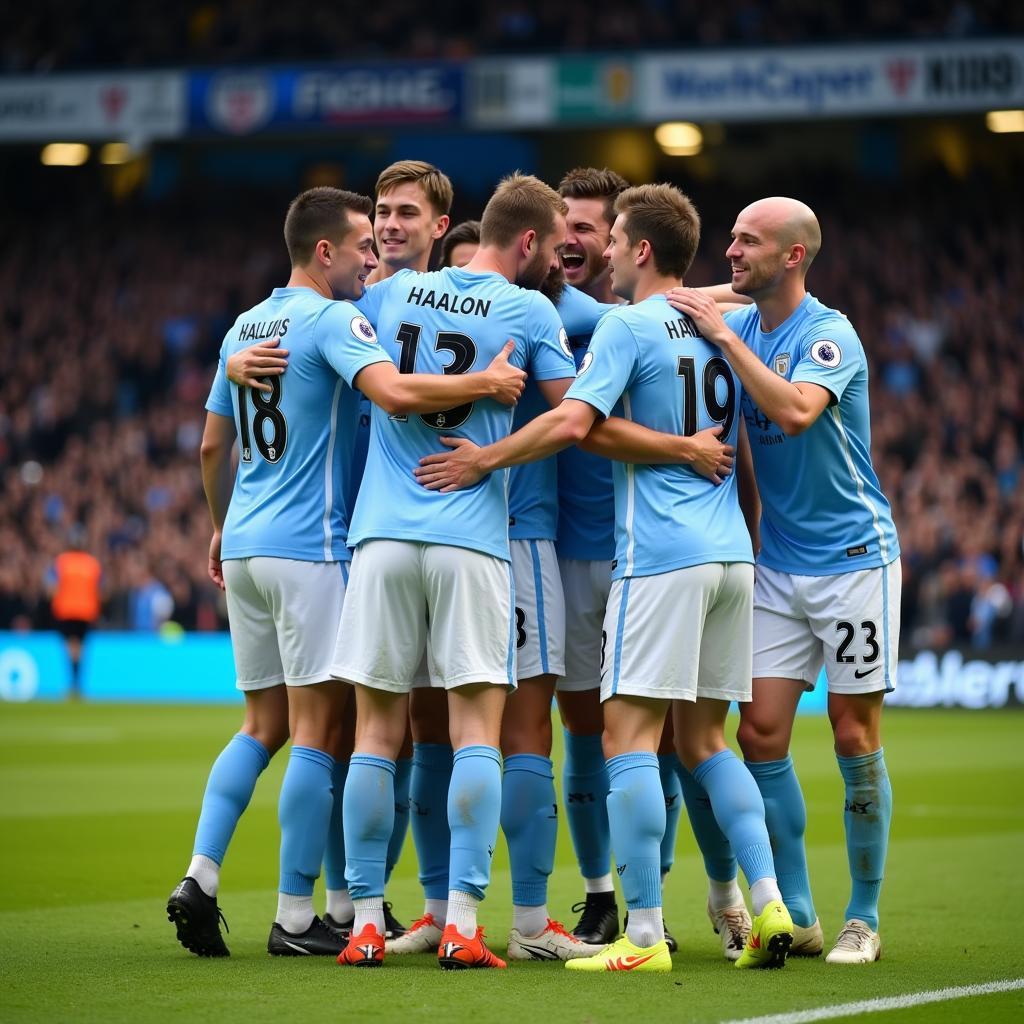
{"left": 166, "top": 161, "right": 900, "bottom": 974}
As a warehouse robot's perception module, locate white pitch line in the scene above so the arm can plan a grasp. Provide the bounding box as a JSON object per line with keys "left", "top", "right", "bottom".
{"left": 719, "top": 978, "right": 1024, "bottom": 1024}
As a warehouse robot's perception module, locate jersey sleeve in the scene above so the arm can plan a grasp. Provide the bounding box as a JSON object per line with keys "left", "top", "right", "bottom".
{"left": 564, "top": 312, "right": 639, "bottom": 417}
{"left": 557, "top": 285, "right": 618, "bottom": 336}
{"left": 352, "top": 270, "right": 411, "bottom": 328}
{"left": 525, "top": 292, "right": 578, "bottom": 381}
{"left": 204, "top": 344, "right": 233, "bottom": 416}
{"left": 790, "top": 312, "right": 862, "bottom": 402}
{"left": 315, "top": 301, "right": 394, "bottom": 388}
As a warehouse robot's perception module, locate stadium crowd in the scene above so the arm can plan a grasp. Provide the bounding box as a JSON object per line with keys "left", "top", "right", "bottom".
{"left": 2, "top": 0, "right": 1019, "bottom": 71}
{"left": 0, "top": 166, "right": 1021, "bottom": 647}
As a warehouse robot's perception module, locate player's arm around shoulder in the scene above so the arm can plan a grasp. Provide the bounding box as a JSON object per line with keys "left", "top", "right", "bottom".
{"left": 667, "top": 287, "right": 831, "bottom": 437}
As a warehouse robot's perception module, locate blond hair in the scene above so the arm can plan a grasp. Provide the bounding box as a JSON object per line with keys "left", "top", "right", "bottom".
{"left": 375, "top": 160, "right": 454, "bottom": 217}
{"left": 480, "top": 172, "right": 568, "bottom": 248}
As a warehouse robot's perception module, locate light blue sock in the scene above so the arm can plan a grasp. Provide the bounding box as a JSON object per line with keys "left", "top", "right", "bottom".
{"left": 746, "top": 756, "right": 817, "bottom": 927}
{"left": 448, "top": 745, "right": 502, "bottom": 900}
{"left": 278, "top": 745, "right": 335, "bottom": 896}
{"left": 502, "top": 754, "right": 557, "bottom": 907}
{"left": 323, "top": 758, "right": 349, "bottom": 893}
{"left": 193, "top": 732, "right": 270, "bottom": 864}
{"left": 693, "top": 750, "right": 775, "bottom": 889}
{"left": 410, "top": 743, "right": 454, "bottom": 901}
{"left": 384, "top": 756, "right": 413, "bottom": 884}
{"left": 838, "top": 749, "right": 891, "bottom": 931}
{"left": 658, "top": 753, "right": 684, "bottom": 876}
{"left": 563, "top": 731, "right": 612, "bottom": 881}
{"left": 676, "top": 760, "right": 738, "bottom": 883}
{"left": 343, "top": 754, "right": 395, "bottom": 901}
{"left": 607, "top": 752, "right": 665, "bottom": 910}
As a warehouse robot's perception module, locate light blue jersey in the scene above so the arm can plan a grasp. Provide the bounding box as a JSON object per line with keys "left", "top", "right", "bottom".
{"left": 566, "top": 294, "right": 753, "bottom": 580}
{"left": 725, "top": 293, "right": 899, "bottom": 575}
{"left": 506, "top": 286, "right": 608, "bottom": 541}
{"left": 554, "top": 286, "right": 620, "bottom": 561}
{"left": 348, "top": 267, "right": 574, "bottom": 561}
{"left": 205, "top": 287, "right": 391, "bottom": 562}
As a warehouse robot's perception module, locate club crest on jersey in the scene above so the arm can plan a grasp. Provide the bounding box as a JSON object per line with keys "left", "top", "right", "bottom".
{"left": 350, "top": 315, "right": 377, "bottom": 344}
{"left": 810, "top": 340, "right": 841, "bottom": 367}
{"left": 773, "top": 353, "right": 791, "bottom": 377}
{"left": 559, "top": 327, "right": 572, "bottom": 359}
{"left": 577, "top": 351, "right": 594, "bottom": 375}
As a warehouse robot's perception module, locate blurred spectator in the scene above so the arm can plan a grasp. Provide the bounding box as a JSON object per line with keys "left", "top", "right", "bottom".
{"left": 45, "top": 526, "right": 102, "bottom": 695}
{"left": 1, "top": 0, "right": 1021, "bottom": 71}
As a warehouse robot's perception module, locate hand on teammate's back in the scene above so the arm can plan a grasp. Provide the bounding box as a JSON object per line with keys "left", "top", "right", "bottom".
{"left": 414, "top": 437, "right": 485, "bottom": 492}
{"left": 482, "top": 340, "right": 527, "bottom": 406}
{"left": 687, "top": 426, "right": 735, "bottom": 485}
{"left": 226, "top": 337, "right": 290, "bottom": 393}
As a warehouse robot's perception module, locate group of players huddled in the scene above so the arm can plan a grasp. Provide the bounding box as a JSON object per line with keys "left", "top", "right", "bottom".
{"left": 166, "top": 160, "right": 899, "bottom": 973}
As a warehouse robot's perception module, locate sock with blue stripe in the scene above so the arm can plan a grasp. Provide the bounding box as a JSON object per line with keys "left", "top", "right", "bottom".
{"left": 676, "top": 759, "right": 739, "bottom": 889}
{"left": 448, "top": 745, "right": 502, "bottom": 902}
{"left": 384, "top": 756, "right": 413, "bottom": 884}
{"left": 502, "top": 753, "right": 557, "bottom": 935}
{"left": 693, "top": 749, "right": 780, "bottom": 915}
{"left": 746, "top": 755, "right": 817, "bottom": 927}
{"left": 658, "top": 752, "right": 684, "bottom": 877}
{"left": 343, "top": 754, "right": 396, "bottom": 934}
{"left": 563, "top": 730, "right": 612, "bottom": 883}
{"left": 410, "top": 743, "right": 454, "bottom": 905}
{"left": 277, "top": 745, "right": 335, "bottom": 932}
{"left": 838, "top": 748, "right": 891, "bottom": 931}
{"left": 189, "top": 732, "right": 270, "bottom": 897}
{"left": 607, "top": 752, "right": 665, "bottom": 947}
{"left": 323, "top": 757, "right": 353, "bottom": 923}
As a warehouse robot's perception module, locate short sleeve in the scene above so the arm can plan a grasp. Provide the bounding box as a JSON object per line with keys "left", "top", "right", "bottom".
{"left": 525, "top": 292, "right": 577, "bottom": 381}
{"left": 557, "top": 285, "right": 618, "bottom": 336}
{"left": 315, "top": 301, "right": 393, "bottom": 388}
{"left": 790, "top": 312, "right": 862, "bottom": 402}
{"left": 353, "top": 271, "right": 407, "bottom": 328}
{"left": 564, "top": 312, "right": 639, "bottom": 417}
{"left": 205, "top": 345, "right": 233, "bottom": 416}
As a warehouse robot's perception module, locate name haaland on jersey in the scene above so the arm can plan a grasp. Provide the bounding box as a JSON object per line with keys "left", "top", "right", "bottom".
{"left": 348, "top": 267, "right": 574, "bottom": 562}
{"left": 565, "top": 295, "right": 753, "bottom": 580}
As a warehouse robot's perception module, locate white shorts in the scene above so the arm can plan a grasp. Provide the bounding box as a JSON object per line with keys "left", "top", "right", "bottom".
{"left": 510, "top": 539, "right": 565, "bottom": 680}
{"left": 752, "top": 560, "right": 901, "bottom": 694}
{"left": 223, "top": 557, "right": 349, "bottom": 690}
{"left": 331, "top": 540, "right": 516, "bottom": 693}
{"left": 558, "top": 557, "right": 612, "bottom": 692}
{"left": 601, "top": 562, "right": 753, "bottom": 704}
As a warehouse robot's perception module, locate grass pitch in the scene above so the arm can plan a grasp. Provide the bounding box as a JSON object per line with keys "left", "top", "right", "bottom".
{"left": 1, "top": 703, "right": 1022, "bottom": 1023}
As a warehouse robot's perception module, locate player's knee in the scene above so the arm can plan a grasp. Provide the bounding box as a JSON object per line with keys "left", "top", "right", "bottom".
{"left": 736, "top": 715, "right": 788, "bottom": 762}
{"left": 831, "top": 714, "right": 877, "bottom": 757}
{"left": 244, "top": 719, "right": 288, "bottom": 756}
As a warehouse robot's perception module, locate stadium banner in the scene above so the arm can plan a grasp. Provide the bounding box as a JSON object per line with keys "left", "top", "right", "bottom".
{"left": 886, "top": 648, "right": 1024, "bottom": 709}
{"left": 188, "top": 64, "right": 464, "bottom": 135}
{"left": 638, "top": 39, "right": 1024, "bottom": 121}
{"left": 0, "top": 633, "right": 72, "bottom": 702}
{"left": 468, "top": 58, "right": 555, "bottom": 127}
{"left": 469, "top": 57, "right": 636, "bottom": 127}
{"left": 79, "top": 632, "right": 238, "bottom": 702}
{"left": 0, "top": 73, "right": 186, "bottom": 141}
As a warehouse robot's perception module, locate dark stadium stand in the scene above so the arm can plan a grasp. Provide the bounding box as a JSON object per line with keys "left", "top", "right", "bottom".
{"left": 2, "top": 0, "right": 1021, "bottom": 71}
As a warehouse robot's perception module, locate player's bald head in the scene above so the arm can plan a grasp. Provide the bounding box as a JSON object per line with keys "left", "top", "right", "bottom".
{"left": 737, "top": 197, "right": 821, "bottom": 271}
